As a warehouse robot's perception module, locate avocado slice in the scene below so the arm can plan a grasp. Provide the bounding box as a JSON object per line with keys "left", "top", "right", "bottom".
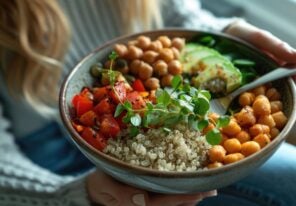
{"left": 192, "top": 55, "right": 242, "bottom": 93}
{"left": 180, "top": 43, "right": 242, "bottom": 94}
{"left": 181, "top": 45, "right": 219, "bottom": 73}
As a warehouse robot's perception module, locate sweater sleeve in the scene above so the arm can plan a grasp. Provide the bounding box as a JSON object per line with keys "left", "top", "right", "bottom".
{"left": 0, "top": 103, "right": 91, "bottom": 206}
{"left": 163, "top": 0, "right": 239, "bottom": 31}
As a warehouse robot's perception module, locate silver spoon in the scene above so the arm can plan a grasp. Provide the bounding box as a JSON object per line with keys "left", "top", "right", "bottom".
{"left": 210, "top": 67, "right": 296, "bottom": 115}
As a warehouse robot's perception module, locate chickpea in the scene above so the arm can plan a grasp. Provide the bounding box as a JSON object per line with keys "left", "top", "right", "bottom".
{"left": 171, "top": 47, "right": 180, "bottom": 59}
{"left": 203, "top": 123, "right": 215, "bottom": 134}
{"left": 158, "top": 35, "right": 172, "bottom": 48}
{"left": 138, "top": 62, "right": 153, "bottom": 80}
{"left": 172, "top": 37, "right": 185, "bottom": 51}
{"left": 270, "top": 127, "right": 280, "bottom": 139}
{"left": 220, "top": 134, "right": 229, "bottom": 146}
{"left": 208, "top": 145, "right": 226, "bottom": 162}
{"left": 137, "top": 35, "right": 151, "bottom": 50}
{"left": 114, "top": 44, "right": 128, "bottom": 57}
{"left": 127, "top": 38, "right": 137, "bottom": 45}
{"left": 148, "top": 40, "right": 163, "bottom": 52}
{"left": 270, "top": 101, "right": 283, "bottom": 113}
{"left": 221, "top": 119, "right": 241, "bottom": 136}
{"left": 224, "top": 153, "right": 245, "bottom": 164}
{"left": 234, "top": 106, "right": 256, "bottom": 126}
{"left": 207, "top": 162, "right": 224, "bottom": 169}
{"left": 208, "top": 112, "right": 220, "bottom": 123}
{"left": 253, "top": 134, "right": 271, "bottom": 148}
{"left": 127, "top": 45, "right": 143, "bottom": 59}
{"left": 149, "top": 90, "right": 157, "bottom": 103}
{"left": 251, "top": 85, "right": 266, "bottom": 96}
{"left": 257, "top": 115, "right": 276, "bottom": 128}
{"left": 161, "top": 74, "right": 174, "bottom": 87}
{"left": 159, "top": 48, "right": 175, "bottom": 63}
{"left": 249, "top": 124, "right": 270, "bottom": 137}
{"left": 144, "top": 77, "right": 160, "bottom": 90}
{"left": 142, "top": 50, "right": 159, "bottom": 64}
{"left": 153, "top": 60, "right": 168, "bottom": 76}
{"left": 168, "top": 60, "right": 182, "bottom": 75}
{"left": 252, "top": 95, "right": 271, "bottom": 116}
{"left": 129, "top": 59, "right": 142, "bottom": 75}
{"left": 241, "top": 141, "right": 261, "bottom": 157}
{"left": 239, "top": 92, "right": 255, "bottom": 106}
{"left": 272, "top": 111, "right": 288, "bottom": 129}
{"left": 223, "top": 138, "right": 242, "bottom": 154}
{"left": 236, "top": 131, "right": 250, "bottom": 144}
{"left": 266, "top": 88, "right": 281, "bottom": 101}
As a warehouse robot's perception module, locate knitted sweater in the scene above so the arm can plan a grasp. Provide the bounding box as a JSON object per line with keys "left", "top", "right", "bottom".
{"left": 0, "top": 0, "right": 234, "bottom": 205}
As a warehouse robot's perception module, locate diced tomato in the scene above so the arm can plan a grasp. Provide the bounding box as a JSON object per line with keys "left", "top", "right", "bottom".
{"left": 132, "top": 79, "right": 146, "bottom": 92}
{"left": 125, "top": 91, "right": 146, "bottom": 110}
{"left": 93, "top": 87, "right": 108, "bottom": 102}
{"left": 72, "top": 94, "right": 81, "bottom": 108}
{"left": 72, "top": 95, "right": 93, "bottom": 116}
{"left": 109, "top": 81, "right": 127, "bottom": 103}
{"left": 94, "top": 98, "right": 115, "bottom": 115}
{"left": 100, "top": 115, "right": 120, "bottom": 138}
{"left": 81, "top": 127, "right": 107, "bottom": 151}
{"left": 79, "top": 110, "right": 97, "bottom": 126}
{"left": 115, "top": 112, "right": 127, "bottom": 129}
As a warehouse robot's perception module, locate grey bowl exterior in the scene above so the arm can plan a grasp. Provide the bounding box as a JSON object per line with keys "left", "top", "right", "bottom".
{"left": 59, "top": 29, "right": 296, "bottom": 194}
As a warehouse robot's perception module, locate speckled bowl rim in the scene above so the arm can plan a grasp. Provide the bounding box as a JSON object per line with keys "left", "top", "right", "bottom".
{"left": 59, "top": 28, "right": 296, "bottom": 178}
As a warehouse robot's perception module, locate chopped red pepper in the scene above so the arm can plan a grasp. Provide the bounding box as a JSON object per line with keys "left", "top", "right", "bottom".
{"left": 132, "top": 79, "right": 146, "bottom": 92}
{"left": 109, "top": 81, "right": 127, "bottom": 103}
{"left": 79, "top": 110, "right": 97, "bottom": 126}
{"left": 81, "top": 127, "right": 107, "bottom": 151}
{"left": 125, "top": 91, "right": 146, "bottom": 110}
{"left": 94, "top": 98, "right": 115, "bottom": 115}
{"left": 93, "top": 87, "right": 108, "bottom": 102}
{"left": 72, "top": 94, "right": 93, "bottom": 116}
{"left": 100, "top": 115, "right": 120, "bottom": 138}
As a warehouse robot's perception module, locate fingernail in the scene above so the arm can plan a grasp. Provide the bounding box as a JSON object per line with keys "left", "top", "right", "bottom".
{"left": 132, "top": 194, "right": 146, "bottom": 206}
{"left": 203, "top": 190, "right": 217, "bottom": 198}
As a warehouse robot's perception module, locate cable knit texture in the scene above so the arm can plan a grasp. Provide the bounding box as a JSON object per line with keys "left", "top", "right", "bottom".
{"left": 0, "top": 0, "right": 237, "bottom": 205}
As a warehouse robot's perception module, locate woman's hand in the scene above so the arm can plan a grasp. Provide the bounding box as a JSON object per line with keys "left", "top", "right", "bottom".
{"left": 86, "top": 170, "right": 216, "bottom": 206}
{"left": 224, "top": 20, "right": 296, "bottom": 66}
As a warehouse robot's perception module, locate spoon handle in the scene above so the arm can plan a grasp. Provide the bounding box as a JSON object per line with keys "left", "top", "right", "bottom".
{"left": 230, "top": 68, "right": 296, "bottom": 99}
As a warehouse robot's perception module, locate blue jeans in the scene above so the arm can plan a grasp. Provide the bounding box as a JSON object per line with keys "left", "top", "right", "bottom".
{"left": 17, "top": 122, "right": 296, "bottom": 205}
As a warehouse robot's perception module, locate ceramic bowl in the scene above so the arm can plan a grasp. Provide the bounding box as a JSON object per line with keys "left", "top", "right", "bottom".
{"left": 59, "top": 29, "right": 296, "bottom": 194}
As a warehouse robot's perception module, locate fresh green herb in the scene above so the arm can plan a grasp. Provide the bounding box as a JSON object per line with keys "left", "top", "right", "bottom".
{"left": 130, "top": 114, "right": 142, "bottom": 126}
{"left": 216, "top": 115, "right": 230, "bottom": 128}
{"left": 108, "top": 51, "right": 118, "bottom": 86}
{"left": 206, "top": 128, "right": 222, "bottom": 145}
{"left": 106, "top": 51, "right": 229, "bottom": 145}
{"left": 129, "top": 126, "right": 139, "bottom": 137}
{"left": 199, "top": 36, "right": 216, "bottom": 47}
{"left": 233, "top": 59, "right": 255, "bottom": 67}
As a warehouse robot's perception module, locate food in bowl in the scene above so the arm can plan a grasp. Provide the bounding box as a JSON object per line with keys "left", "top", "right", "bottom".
{"left": 69, "top": 34, "right": 288, "bottom": 172}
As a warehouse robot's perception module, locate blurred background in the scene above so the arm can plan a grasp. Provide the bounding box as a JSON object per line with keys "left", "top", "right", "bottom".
{"left": 201, "top": 0, "right": 296, "bottom": 144}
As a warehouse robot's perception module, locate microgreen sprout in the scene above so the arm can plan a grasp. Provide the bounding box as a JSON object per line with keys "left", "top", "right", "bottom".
{"left": 107, "top": 52, "right": 229, "bottom": 145}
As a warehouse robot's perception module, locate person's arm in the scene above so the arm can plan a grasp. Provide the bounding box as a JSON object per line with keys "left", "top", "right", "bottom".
{"left": 0, "top": 103, "right": 91, "bottom": 206}
{"left": 162, "top": 0, "right": 238, "bottom": 31}
{"left": 224, "top": 19, "right": 296, "bottom": 65}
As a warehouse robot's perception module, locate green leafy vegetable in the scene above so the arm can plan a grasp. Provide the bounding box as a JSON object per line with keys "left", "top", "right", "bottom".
{"left": 206, "top": 128, "right": 222, "bottom": 145}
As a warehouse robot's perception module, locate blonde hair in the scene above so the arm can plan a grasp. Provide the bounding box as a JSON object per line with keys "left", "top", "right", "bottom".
{"left": 0, "top": 0, "right": 162, "bottom": 114}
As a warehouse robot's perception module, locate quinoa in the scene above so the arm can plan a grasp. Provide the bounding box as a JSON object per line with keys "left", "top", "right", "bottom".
{"left": 103, "top": 124, "right": 212, "bottom": 172}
